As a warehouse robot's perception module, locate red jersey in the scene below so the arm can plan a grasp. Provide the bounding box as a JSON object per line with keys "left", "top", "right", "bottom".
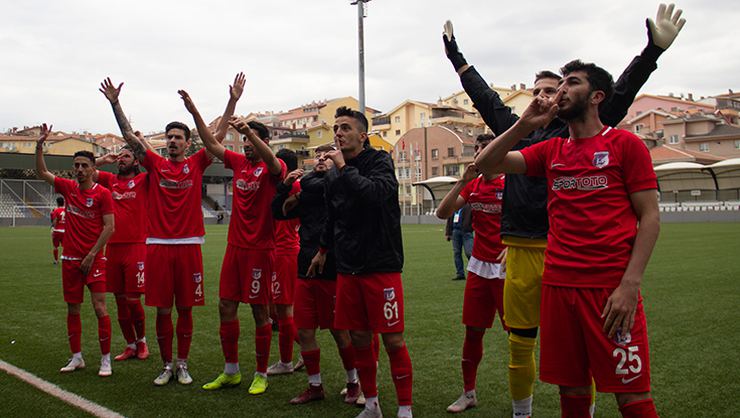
{"left": 53, "top": 177, "right": 114, "bottom": 259}
{"left": 520, "top": 126, "right": 657, "bottom": 288}
{"left": 51, "top": 207, "right": 66, "bottom": 233}
{"left": 460, "top": 174, "right": 506, "bottom": 262}
{"left": 274, "top": 181, "right": 301, "bottom": 255}
{"left": 142, "top": 149, "right": 211, "bottom": 243}
{"left": 222, "top": 150, "right": 286, "bottom": 249}
{"left": 97, "top": 171, "right": 148, "bottom": 244}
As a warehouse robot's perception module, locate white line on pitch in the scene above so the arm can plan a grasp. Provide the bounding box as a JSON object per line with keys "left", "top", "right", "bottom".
{"left": 0, "top": 359, "right": 125, "bottom": 418}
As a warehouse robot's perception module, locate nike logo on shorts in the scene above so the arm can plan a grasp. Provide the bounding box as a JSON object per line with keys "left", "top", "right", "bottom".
{"left": 387, "top": 320, "right": 400, "bottom": 327}
{"left": 621, "top": 374, "right": 641, "bottom": 384}
{"left": 93, "top": 271, "right": 103, "bottom": 277}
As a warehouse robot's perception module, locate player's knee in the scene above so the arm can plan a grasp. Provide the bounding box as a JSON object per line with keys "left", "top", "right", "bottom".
{"left": 381, "top": 332, "right": 405, "bottom": 351}
{"left": 350, "top": 330, "right": 373, "bottom": 347}
{"left": 615, "top": 391, "right": 651, "bottom": 407}
{"left": 218, "top": 299, "right": 238, "bottom": 319}
{"left": 559, "top": 385, "right": 592, "bottom": 396}
{"left": 250, "top": 303, "right": 269, "bottom": 325}
{"left": 276, "top": 304, "right": 293, "bottom": 319}
{"left": 510, "top": 326, "right": 538, "bottom": 339}
{"left": 330, "top": 329, "right": 352, "bottom": 348}
{"left": 297, "top": 328, "right": 316, "bottom": 344}
{"left": 67, "top": 303, "right": 81, "bottom": 315}
{"left": 157, "top": 307, "right": 172, "bottom": 316}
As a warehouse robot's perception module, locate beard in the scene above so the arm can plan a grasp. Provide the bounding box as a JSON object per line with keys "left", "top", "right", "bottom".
{"left": 557, "top": 96, "right": 589, "bottom": 121}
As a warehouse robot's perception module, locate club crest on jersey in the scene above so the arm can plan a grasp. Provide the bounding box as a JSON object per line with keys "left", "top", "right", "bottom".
{"left": 137, "top": 262, "right": 145, "bottom": 271}
{"left": 128, "top": 180, "right": 135, "bottom": 189}
{"left": 252, "top": 268, "right": 262, "bottom": 280}
{"left": 384, "top": 287, "right": 396, "bottom": 301}
{"left": 253, "top": 167, "right": 264, "bottom": 177}
{"left": 192, "top": 273, "right": 202, "bottom": 283}
{"left": 614, "top": 329, "right": 632, "bottom": 346}
{"left": 183, "top": 164, "right": 190, "bottom": 174}
{"left": 593, "top": 151, "right": 609, "bottom": 169}
{"left": 85, "top": 197, "right": 94, "bottom": 207}
{"left": 496, "top": 191, "right": 503, "bottom": 200}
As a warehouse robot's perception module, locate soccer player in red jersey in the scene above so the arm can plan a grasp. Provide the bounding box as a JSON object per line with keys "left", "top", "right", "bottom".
{"left": 272, "top": 145, "right": 361, "bottom": 405}
{"left": 475, "top": 61, "right": 661, "bottom": 418}
{"left": 309, "top": 107, "right": 412, "bottom": 418}
{"left": 435, "top": 134, "right": 509, "bottom": 413}
{"left": 95, "top": 146, "right": 150, "bottom": 362}
{"left": 266, "top": 148, "right": 301, "bottom": 377}
{"left": 50, "top": 197, "right": 66, "bottom": 264}
{"left": 178, "top": 89, "right": 287, "bottom": 395}
{"left": 35, "top": 123, "right": 116, "bottom": 377}
{"left": 100, "top": 73, "right": 244, "bottom": 385}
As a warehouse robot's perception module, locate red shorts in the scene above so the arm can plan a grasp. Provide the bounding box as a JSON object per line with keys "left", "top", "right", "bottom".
{"left": 540, "top": 284, "right": 651, "bottom": 393}
{"left": 294, "top": 279, "right": 337, "bottom": 330}
{"left": 334, "top": 272, "right": 404, "bottom": 333}
{"left": 61, "top": 257, "right": 107, "bottom": 303}
{"left": 52, "top": 231, "right": 64, "bottom": 247}
{"left": 462, "top": 272, "right": 507, "bottom": 330}
{"left": 272, "top": 252, "right": 298, "bottom": 305}
{"left": 219, "top": 245, "right": 274, "bottom": 305}
{"left": 145, "top": 244, "right": 205, "bottom": 308}
{"left": 106, "top": 243, "right": 146, "bottom": 294}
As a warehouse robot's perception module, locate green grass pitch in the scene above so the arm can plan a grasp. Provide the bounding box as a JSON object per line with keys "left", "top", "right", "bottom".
{"left": 1, "top": 223, "right": 739, "bottom": 417}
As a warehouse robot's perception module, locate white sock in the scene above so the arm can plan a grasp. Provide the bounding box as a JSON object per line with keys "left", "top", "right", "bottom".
{"left": 224, "top": 362, "right": 240, "bottom": 375}
{"left": 308, "top": 373, "right": 322, "bottom": 386}
{"left": 464, "top": 389, "right": 476, "bottom": 398}
{"left": 101, "top": 353, "right": 111, "bottom": 362}
{"left": 280, "top": 360, "right": 293, "bottom": 367}
{"left": 365, "top": 396, "right": 379, "bottom": 411}
{"left": 346, "top": 368, "right": 358, "bottom": 383}
{"left": 72, "top": 352, "right": 83, "bottom": 360}
{"left": 164, "top": 361, "right": 173, "bottom": 369}
{"left": 513, "top": 395, "right": 533, "bottom": 417}
{"left": 127, "top": 342, "right": 136, "bottom": 349}
{"left": 398, "top": 405, "right": 413, "bottom": 418}
{"left": 176, "top": 358, "right": 187, "bottom": 367}
{"left": 137, "top": 337, "right": 147, "bottom": 344}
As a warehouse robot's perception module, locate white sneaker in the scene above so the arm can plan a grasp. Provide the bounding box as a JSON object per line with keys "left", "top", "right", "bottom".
{"left": 60, "top": 356, "right": 85, "bottom": 373}
{"left": 176, "top": 363, "right": 193, "bottom": 385}
{"left": 446, "top": 392, "right": 477, "bottom": 413}
{"left": 266, "top": 361, "right": 294, "bottom": 376}
{"left": 98, "top": 356, "right": 112, "bottom": 377}
{"left": 355, "top": 403, "right": 383, "bottom": 418}
{"left": 153, "top": 365, "right": 173, "bottom": 386}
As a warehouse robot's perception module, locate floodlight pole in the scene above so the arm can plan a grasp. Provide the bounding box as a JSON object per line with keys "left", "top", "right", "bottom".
{"left": 351, "top": 0, "right": 370, "bottom": 114}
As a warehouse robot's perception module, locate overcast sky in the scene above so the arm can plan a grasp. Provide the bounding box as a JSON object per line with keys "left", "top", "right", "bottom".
{"left": 2, "top": 0, "right": 737, "bottom": 134}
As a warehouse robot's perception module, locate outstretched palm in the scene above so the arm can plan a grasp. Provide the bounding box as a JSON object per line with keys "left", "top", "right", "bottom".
{"left": 37, "top": 123, "right": 52, "bottom": 146}
{"left": 230, "top": 72, "right": 246, "bottom": 100}
{"left": 99, "top": 77, "right": 123, "bottom": 103}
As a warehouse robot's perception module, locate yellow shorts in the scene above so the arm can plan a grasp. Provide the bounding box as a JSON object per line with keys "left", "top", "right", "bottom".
{"left": 502, "top": 237, "right": 546, "bottom": 329}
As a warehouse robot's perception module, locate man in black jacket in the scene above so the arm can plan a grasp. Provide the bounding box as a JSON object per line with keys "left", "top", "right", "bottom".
{"left": 443, "top": 4, "right": 685, "bottom": 416}
{"left": 309, "top": 106, "right": 412, "bottom": 418}
{"left": 272, "top": 144, "right": 361, "bottom": 406}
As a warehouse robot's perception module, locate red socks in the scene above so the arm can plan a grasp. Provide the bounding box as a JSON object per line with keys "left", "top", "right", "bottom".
{"left": 462, "top": 328, "right": 485, "bottom": 392}
{"left": 220, "top": 319, "right": 240, "bottom": 363}
{"left": 255, "top": 323, "right": 272, "bottom": 373}
{"left": 278, "top": 317, "right": 296, "bottom": 364}
{"left": 355, "top": 344, "right": 378, "bottom": 398}
{"left": 387, "top": 343, "right": 413, "bottom": 406}
{"left": 115, "top": 296, "right": 135, "bottom": 344}
{"left": 338, "top": 344, "right": 356, "bottom": 371}
{"left": 560, "top": 394, "right": 592, "bottom": 418}
{"left": 97, "top": 315, "right": 111, "bottom": 355}
{"left": 156, "top": 313, "right": 173, "bottom": 363}
{"left": 176, "top": 309, "right": 193, "bottom": 360}
{"left": 128, "top": 298, "right": 146, "bottom": 340}
{"left": 302, "top": 349, "right": 321, "bottom": 376}
{"left": 66, "top": 313, "right": 81, "bottom": 354}
{"left": 620, "top": 399, "right": 659, "bottom": 418}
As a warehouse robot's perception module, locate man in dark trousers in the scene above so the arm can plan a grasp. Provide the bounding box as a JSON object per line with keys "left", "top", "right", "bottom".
{"left": 445, "top": 202, "right": 473, "bottom": 280}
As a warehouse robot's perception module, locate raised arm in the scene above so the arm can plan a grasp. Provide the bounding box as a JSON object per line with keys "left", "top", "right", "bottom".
{"left": 99, "top": 78, "right": 147, "bottom": 162}
{"left": 443, "top": 20, "right": 520, "bottom": 135}
{"left": 435, "top": 164, "right": 477, "bottom": 219}
{"left": 600, "top": 3, "right": 686, "bottom": 125}
{"left": 179, "top": 90, "right": 226, "bottom": 161}
{"left": 229, "top": 117, "right": 282, "bottom": 176}
{"left": 35, "top": 123, "right": 55, "bottom": 185}
{"left": 214, "top": 72, "right": 246, "bottom": 142}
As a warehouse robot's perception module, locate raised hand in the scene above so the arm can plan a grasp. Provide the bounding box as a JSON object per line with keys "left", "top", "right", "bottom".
{"left": 230, "top": 72, "right": 246, "bottom": 101}
{"left": 228, "top": 116, "right": 253, "bottom": 136}
{"left": 519, "top": 89, "right": 563, "bottom": 130}
{"left": 461, "top": 163, "right": 479, "bottom": 183}
{"left": 178, "top": 90, "right": 198, "bottom": 115}
{"left": 37, "top": 123, "right": 53, "bottom": 146}
{"left": 99, "top": 77, "right": 123, "bottom": 103}
{"left": 647, "top": 3, "right": 686, "bottom": 50}
{"left": 98, "top": 152, "right": 119, "bottom": 166}
{"left": 283, "top": 168, "right": 304, "bottom": 186}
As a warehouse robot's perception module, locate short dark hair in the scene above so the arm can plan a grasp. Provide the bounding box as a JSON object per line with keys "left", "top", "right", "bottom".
{"left": 276, "top": 148, "right": 298, "bottom": 172}
{"left": 335, "top": 106, "right": 368, "bottom": 133}
{"left": 560, "top": 59, "right": 614, "bottom": 103}
{"left": 56, "top": 197, "right": 64, "bottom": 207}
{"left": 73, "top": 150, "right": 95, "bottom": 164}
{"left": 534, "top": 70, "right": 561, "bottom": 83}
{"left": 476, "top": 134, "right": 495, "bottom": 143}
{"left": 315, "top": 144, "right": 335, "bottom": 153}
{"left": 247, "top": 121, "right": 270, "bottom": 140}
{"left": 165, "top": 121, "right": 191, "bottom": 140}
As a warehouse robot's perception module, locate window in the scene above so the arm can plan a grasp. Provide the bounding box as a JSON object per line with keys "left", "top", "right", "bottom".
{"left": 394, "top": 116, "right": 401, "bottom": 123}
{"left": 699, "top": 143, "right": 709, "bottom": 152}
{"left": 431, "top": 149, "right": 439, "bottom": 160}
{"left": 405, "top": 185, "right": 412, "bottom": 196}
{"left": 444, "top": 164, "right": 460, "bottom": 177}
{"left": 669, "top": 135, "right": 679, "bottom": 144}
{"left": 634, "top": 124, "right": 643, "bottom": 133}
{"left": 395, "top": 130, "right": 401, "bottom": 136}
{"left": 463, "top": 99, "right": 469, "bottom": 105}
{"left": 415, "top": 167, "right": 422, "bottom": 180}
{"left": 398, "top": 151, "right": 407, "bottom": 162}
{"left": 734, "top": 140, "right": 740, "bottom": 150}
{"left": 317, "top": 130, "right": 322, "bottom": 138}
{"left": 382, "top": 131, "right": 387, "bottom": 137}
{"left": 432, "top": 167, "right": 439, "bottom": 176}
{"left": 226, "top": 132, "right": 234, "bottom": 141}
{"left": 447, "top": 147, "right": 455, "bottom": 157}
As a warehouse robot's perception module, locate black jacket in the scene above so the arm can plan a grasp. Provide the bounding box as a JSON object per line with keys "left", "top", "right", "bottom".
{"left": 460, "top": 46, "right": 662, "bottom": 240}
{"left": 445, "top": 203, "right": 473, "bottom": 235}
{"left": 271, "top": 171, "right": 336, "bottom": 280}
{"left": 320, "top": 147, "right": 403, "bottom": 275}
